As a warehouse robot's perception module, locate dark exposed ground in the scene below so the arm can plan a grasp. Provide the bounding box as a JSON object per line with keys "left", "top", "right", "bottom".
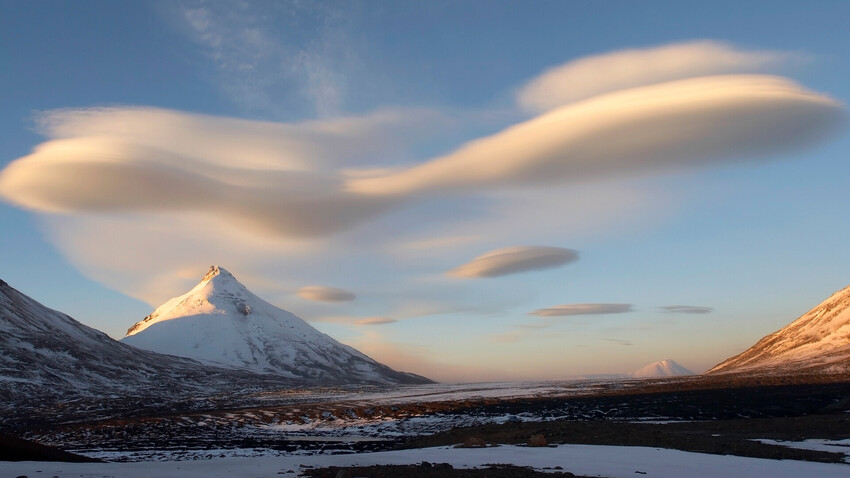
{"left": 394, "top": 376, "right": 850, "bottom": 463}
{"left": 301, "top": 463, "right": 583, "bottom": 478}
{"left": 303, "top": 374, "right": 850, "bottom": 477}
{"left": 402, "top": 415, "right": 850, "bottom": 463}
{"left": 0, "top": 433, "right": 100, "bottom": 462}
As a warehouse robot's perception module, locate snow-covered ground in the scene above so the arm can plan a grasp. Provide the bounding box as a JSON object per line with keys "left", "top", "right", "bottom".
{"left": 7, "top": 444, "right": 850, "bottom": 478}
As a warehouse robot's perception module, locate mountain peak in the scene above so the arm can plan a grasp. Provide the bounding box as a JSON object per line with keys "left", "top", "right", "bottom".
{"left": 126, "top": 265, "right": 256, "bottom": 336}
{"left": 201, "top": 265, "right": 233, "bottom": 283}
{"left": 122, "top": 267, "right": 430, "bottom": 384}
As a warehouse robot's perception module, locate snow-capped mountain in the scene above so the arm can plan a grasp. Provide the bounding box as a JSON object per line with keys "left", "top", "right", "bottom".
{"left": 629, "top": 359, "right": 694, "bottom": 378}
{"left": 708, "top": 284, "right": 850, "bottom": 375}
{"left": 0, "top": 277, "right": 293, "bottom": 406}
{"left": 123, "top": 266, "right": 430, "bottom": 385}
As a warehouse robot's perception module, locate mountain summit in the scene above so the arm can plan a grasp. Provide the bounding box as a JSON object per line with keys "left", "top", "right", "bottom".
{"left": 123, "top": 266, "right": 430, "bottom": 384}
{"left": 708, "top": 284, "right": 850, "bottom": 375}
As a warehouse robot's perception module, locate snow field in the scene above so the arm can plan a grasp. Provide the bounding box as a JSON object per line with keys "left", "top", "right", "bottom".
{"left": 6, "top": 444, "right": 850, "bottom": 478}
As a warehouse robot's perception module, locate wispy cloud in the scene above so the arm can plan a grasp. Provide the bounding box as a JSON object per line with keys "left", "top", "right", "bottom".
{"left": 603, "top": 338, "right": 634, "bottom": 346}
{"left": 179, "top": 1, "right": 359, "bottom": 117}
{"left": 448, "top": 246, "right": 578, "bottom": 278}
{"left": 297, "top": 286, "right": 356, "bottom": 302}
{"left": 658, "top": 305, "right": 714, "bottom": 314}
{"left": 529, "top": 303, "right": 633, "bottom": 317}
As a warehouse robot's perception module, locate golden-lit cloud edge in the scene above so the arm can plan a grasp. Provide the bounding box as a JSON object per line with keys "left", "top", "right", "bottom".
{"left": 516, "top": 40, "right": 796, "bottom": 113}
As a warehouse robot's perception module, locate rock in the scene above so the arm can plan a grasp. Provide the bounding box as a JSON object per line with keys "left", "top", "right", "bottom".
{"left": 527, "top": 433, "right": 548, "bottom": 447}
{"left": 455, "top": 436, "right": 487, "bottom": 448}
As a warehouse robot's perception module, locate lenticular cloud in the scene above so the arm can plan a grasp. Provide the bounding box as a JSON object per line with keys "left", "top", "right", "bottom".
{"left": 0, "top": 55, "right": 843, "bottom": 242}
{"left": 297, "top": 286, "right": 357, "bottom": 302}
{"left": 348, "top": 75, "right": 844, "bottom": 196}
{"left": 529, "top": 303, "right": 633, "bottom": 317}
{"left": 2, "top": 74, "right": 840, "bottom": 240}
{"left": 448, "top": 246, "right": 579, "bottom": 278}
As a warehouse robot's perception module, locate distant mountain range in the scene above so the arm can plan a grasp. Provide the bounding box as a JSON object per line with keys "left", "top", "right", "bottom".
{"left": 708, "top": 284, "right": 850, "bottom": 375}
{"left": 4, "top": 261, "right": 848, "bottom": 415}
{"left": 0, "top": 267, "right": 429, "bottom": 411}
{"left": 0, "top": 277, "right": 295, "bottom": 407}
{"left": 123, "top": 266, "right": 429, "bottom": 384}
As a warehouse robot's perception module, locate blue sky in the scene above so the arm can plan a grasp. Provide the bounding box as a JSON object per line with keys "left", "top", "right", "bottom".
{"left": 2, "top": 1, "right": 849, "bottom": 382}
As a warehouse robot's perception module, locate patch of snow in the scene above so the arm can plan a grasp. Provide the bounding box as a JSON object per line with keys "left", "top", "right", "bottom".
{"left": 7, "top": 444, "right": 850, "bottom": 478}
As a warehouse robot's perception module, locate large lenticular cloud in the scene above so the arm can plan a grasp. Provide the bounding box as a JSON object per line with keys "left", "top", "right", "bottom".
{"left": 0, "top": 41, "right": 845, "bottom": 303}
{"left": 2, "top": 75, "right": 841, "bottom": 239}
{"left": 348, "top": 75, "right": 844, "bottom": 197}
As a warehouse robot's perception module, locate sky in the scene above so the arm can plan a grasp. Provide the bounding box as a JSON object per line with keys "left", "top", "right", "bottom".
{"left": 1, "top": 1, "right": 849, "bottom": 382}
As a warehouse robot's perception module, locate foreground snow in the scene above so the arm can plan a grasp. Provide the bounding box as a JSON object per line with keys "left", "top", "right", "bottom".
{"left": 7, "top": 444, "right": 850, "bottom": 478}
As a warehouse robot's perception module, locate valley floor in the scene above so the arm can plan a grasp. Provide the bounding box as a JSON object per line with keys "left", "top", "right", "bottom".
{"left": 5, "top": 374, "right": 850, "bottom": 477}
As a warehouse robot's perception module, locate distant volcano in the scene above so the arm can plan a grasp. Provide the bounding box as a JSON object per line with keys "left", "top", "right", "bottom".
{"left": 123, "top": 266, "right": 431, "bottom": 385}
{"left": 630, "top": 359, "right": 694, "bottom": 378}
{"left": 708, "top": 284, "right": 850, "bottom": 375}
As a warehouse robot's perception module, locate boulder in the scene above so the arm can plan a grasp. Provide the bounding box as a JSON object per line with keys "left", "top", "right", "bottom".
{"left": 527, "top": 433, "right": 548, "bottom": 447}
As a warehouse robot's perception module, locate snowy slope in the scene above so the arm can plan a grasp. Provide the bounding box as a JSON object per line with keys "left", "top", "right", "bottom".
{"left": 123, "top": 266, "right": 430, "bottom": 385}
{"left": 0, "top": 278, "right": 293, "bottom": 405}
{"left": 630, "top": 359, "right": 694, "bottom": 378}
{"left": 708, "top": 284, "right": 850, "bottom": 374}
